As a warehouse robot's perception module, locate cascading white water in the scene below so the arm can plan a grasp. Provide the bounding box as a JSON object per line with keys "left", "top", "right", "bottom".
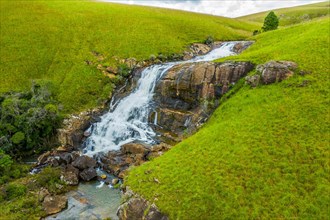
{"left": 84, "top": 42, "right": 238, "bottom": 155}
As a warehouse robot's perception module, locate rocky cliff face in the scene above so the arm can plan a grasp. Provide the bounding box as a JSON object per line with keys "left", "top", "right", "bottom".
{"left": 153, "top": 61, "right": 254, "bottom": 140}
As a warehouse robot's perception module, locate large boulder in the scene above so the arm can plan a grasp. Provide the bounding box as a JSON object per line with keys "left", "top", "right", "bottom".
{"left": 246, "top": 61, "right": 298, "bottom": 87}
{"left": 57, "top": 108, "right": 103, "bottom": 148}
{"left": 42, "top": 195, "right": 68, "bottom": 215}
{"left": 79, "top": 167, "right": 97, "bottom": 181}
{"left": 257, "top": 60, "right": 297, "bottom": 85}
{"left": 121, "top": 143, "right": 147, "bottom": 154}
{"left": 117, "top": 188, "right": 168, "bottom": 220}
{"left": 72, "top": 155, "right": 97, "bottom": 170}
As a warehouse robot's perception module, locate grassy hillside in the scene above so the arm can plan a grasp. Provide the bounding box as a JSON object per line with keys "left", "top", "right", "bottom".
{"left": 0, "top": 0, "right": 257, "bottom": 113}
{"left": 239, "top": 1, "right": 329, "bottom": 26}
{"left": 125, "top": 17, "right": 330, "bottom": 219}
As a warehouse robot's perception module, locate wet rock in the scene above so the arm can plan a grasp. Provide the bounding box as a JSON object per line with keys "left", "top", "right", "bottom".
{"left": 100, "top": 174, "right": 107, "bottom": 180}
{"left": 232, "top": 41, "right": 254, "bottom": 53}
{"left": 72, "top": 155, "right": 97, "bottom": 170}
{"left": 83, "top": 131, "right": 91, "bottom": 137}
{"left": 37, "top": 151, "right": 51, "bottom": 165}
{"left": 257, "top": 60, "right": 297, "bottom": 84}
{"left": 48, "top": 157, "right": 60, "bottom": 167}
{"left": 121, "top": 143, "right": 147, "bottom": 154}
{"left": 43, "top": 195, "right": 68, "bottom": 215}
{"left": 58, "top": 153, "right": 73, "bottom": 165}
{"left": 79, "top": 167, "right": 97, "bottom": 181}
{"left": 190, "top": 43, "right": 211, "bottom": 55}
{"left": 57, "top": 108, "right": 104, "bottom": 148}
{"left": 112, "top": 178, "right": 119, "bottom": 185}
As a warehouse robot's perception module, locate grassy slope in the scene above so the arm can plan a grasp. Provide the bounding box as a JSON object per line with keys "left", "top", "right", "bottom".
{"left": 238, "top": 1, "right": 329, "bottom": 26}
{"left": 0, "top": 0, "right": 257, "bottom": 113}
{"left": 125, "top": 17, "right": 330, "bottom": 219}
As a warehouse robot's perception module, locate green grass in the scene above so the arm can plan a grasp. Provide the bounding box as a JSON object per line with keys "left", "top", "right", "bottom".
{"left": 239, "top": 1, "right": 329, "bottom": 27}
{"left": 125, "top": 17, "right": 330, "bottom": 219}
{"left": 0, "top": 0, "right": 258, "bottom": 113}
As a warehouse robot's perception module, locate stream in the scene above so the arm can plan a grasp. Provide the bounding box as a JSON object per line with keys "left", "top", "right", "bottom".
{"left": 47, "top": 41, "right": 242, "bottom": 220}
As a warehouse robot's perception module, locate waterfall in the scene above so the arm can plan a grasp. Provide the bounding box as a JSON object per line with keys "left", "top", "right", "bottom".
{"left": 84, "top": 42, "right": 238, "bottom": 155}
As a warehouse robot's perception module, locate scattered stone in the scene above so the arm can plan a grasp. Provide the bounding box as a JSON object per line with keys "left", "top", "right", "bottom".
{"left": 245, "top": 75, "right": 261, "bottom": 87}
{"left": 61, "top": 165, "right": 79, "bottom": 185}
{"left": 100, "top": 174, "right": 107, "bottom": 180}
{"left": 56, "top": 146, "right": 69, "bottom": 152}
{"left": 106, "top": 66, "right": 118, "bottom": 74}
{"left": 79, "top": 167, "right": 97, "bottom": 181}
{"left": 72, "top": 155, "right": 97, "bottom": 170}
{"left": 121, "top": 143, "right": 147, "bottom": 154}
{"left": 83, "top": 131, "right": 91, "bottom": 137}
{"left": 154, "top": 178, "right": 160, "bottom": 184}
{"left": 38, "top": 188, "right": 50, "bottom": 202}
{"left": 112, "top": 178, "right": 119, "bottom": 185}
{"left": 37, "top": 151, "right": 51, "bottom": 165}
{"left": 43, "top": 195, "right": 68, "bottom": 215}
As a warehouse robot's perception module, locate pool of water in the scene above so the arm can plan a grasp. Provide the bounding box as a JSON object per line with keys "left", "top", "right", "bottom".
{"left": 46, "top": 180, "right": 121, "bottom": 220}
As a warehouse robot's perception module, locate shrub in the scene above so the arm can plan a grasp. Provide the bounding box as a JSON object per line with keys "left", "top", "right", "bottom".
{"left": 117, "top": 64, "right": 131, "bottom": 77}
{"left": 10, "top": 132, "right": 25, "bottom": 145}
{"left": 204, "top": 36, "right": 214, "bottom": 45}
{"left": 0, "top": 83, "right": 61, "bottom": 157}
{"left": 262, "top": 11, "right": 279, "bottom": 32}
{"left": 5, "top": 183, "right": 27, "bottom": 200}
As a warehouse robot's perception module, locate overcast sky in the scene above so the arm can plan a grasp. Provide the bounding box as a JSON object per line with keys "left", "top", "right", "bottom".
{"left": 102, "top": 0, "right": 324, "bottom": 17}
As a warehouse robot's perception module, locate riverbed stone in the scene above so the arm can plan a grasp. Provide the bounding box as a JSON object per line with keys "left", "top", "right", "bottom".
{"left": 43, "top": 195, "right": 68, "bottom": 215}
{"left": 79, "top": 167, "right": 97, "bottom": 181}
{"left": 121, "top": 143, "right": 147, "bottom": 154}
{"left": 72, "top": 155, "right": 97, "bottom": 170}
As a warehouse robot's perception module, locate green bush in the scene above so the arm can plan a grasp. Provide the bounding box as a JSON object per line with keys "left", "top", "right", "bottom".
{"left": 10, "top": 132, "right": 25, "bottom": 145}
{"left": 204, "top": 36, "right": 214, "bottom": 45}
{"left": 5, "top": 183, "right": 27, "bottom": 200}
{"left": 262, "top": 11, "right": 279, "bottom": 32}
{"left": 0, "top": 83, "right": 61, "bottom": 158}
{"left": 35, "top": 167, "right": 66, "bottom": 194}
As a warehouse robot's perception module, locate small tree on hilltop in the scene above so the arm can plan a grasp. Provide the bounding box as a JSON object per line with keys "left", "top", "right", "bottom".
{"left": 262, "top": 11, "right": 279, "bottom": 32}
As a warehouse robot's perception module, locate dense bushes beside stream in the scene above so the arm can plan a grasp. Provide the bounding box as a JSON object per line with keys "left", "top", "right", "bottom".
{"left": 0, "top": 83, "right": 62, "bottom": 158}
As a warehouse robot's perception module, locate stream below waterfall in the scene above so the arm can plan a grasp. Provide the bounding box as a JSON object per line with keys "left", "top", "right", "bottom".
{"left": 47, "top": 41, "right": 245, "bottom": 220}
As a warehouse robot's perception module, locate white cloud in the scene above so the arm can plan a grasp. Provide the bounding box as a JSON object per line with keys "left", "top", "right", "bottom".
{"left": 101, "top": 0, "right": 324, "bottom": 17}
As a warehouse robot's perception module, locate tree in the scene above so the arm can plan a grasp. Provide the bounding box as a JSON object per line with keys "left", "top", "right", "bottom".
{"left": 262, "top": 11, "right": 279, "bottom": 32}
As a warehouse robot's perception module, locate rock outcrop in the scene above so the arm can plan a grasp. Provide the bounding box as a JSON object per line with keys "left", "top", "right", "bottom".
{"left": 42, "top": 195, "right": 68, "bottom": 215}
{"left": 57, "top": 108, "right": 104, "bottom": 149}
{"left": 246, "top": 61, "right": 298, "bottom": 87}
{"left": 153, "top": 61, "right": 254, "bottom": 137}
{"left": 117, "top": 188, "right": 168, "bottom": 220}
